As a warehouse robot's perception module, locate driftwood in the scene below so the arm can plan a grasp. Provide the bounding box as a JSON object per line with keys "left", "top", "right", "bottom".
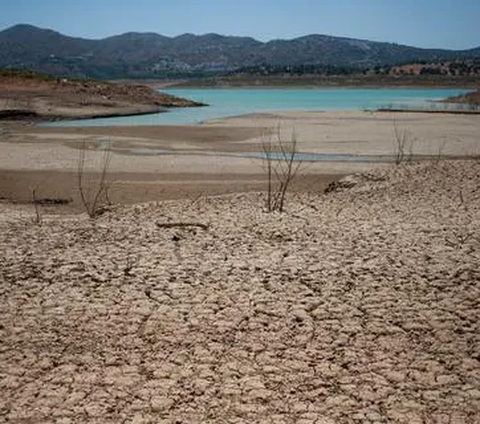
{"left": 156, "top": 222, "right": 209, "bottom": 230}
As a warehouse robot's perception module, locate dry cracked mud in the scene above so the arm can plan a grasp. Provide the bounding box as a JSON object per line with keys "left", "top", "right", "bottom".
{"left": 1, "top": 160, "right": 479, "bottom": 423}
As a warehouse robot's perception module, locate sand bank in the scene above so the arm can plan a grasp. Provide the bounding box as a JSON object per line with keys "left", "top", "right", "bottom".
{"left": 1, "top": 111, "right": 479, "bottom": 211}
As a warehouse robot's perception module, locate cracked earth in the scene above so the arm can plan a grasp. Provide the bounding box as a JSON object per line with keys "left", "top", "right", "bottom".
{"left": 1, "top": 160, "right": 479, "bottom": 423}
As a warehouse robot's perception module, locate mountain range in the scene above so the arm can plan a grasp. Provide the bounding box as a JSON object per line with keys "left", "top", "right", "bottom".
{"left": 1, "top": 24, "right": 479, "bottom": 79}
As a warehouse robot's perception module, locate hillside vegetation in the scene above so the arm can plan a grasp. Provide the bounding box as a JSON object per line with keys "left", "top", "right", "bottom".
{"left": 1, "top": 24, "right": 479, "bottom": 79}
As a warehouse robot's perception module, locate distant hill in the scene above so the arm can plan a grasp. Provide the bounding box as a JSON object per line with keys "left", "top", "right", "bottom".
{"left": 1, "top": 24, "right": 479, "bottom": 79}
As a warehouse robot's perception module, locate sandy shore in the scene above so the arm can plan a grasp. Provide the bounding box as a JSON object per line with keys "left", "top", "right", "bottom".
{"left": 1, "top": 110, "right": 479, "bottom": 211}
{"left": 3, "top": 111, "right": 480, "bottom": 165}
{"left": 1, "top": 159, "right": 479, "bottom": 422}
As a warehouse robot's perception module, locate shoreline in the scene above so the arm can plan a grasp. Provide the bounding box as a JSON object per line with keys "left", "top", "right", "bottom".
{"left": 0, "top": 105, "right": 169, "bottom": 123}
{"left": 2, "top": 109, "right": 479, "bottom": 213}
{"left": 165, "top": 84, "right": 477, "bottom": 90}
{"left": 42, "top": 88, "right": 478, "bottom": 127}
{"left": 0, "top": 102, "right": 208, "bottom": 124}
{"left": 2, "top": 86, "right": 475, "bottom": 126}
{"left": 3, "top": 110, "right": 479, "bottom": 161}
{"left": 376, "top": 107, "right": 480, "bottom": 115}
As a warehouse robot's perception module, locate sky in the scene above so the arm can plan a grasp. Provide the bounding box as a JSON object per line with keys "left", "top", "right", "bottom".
{"left": 1, "top": 0, "right": 479, "bottom": 50}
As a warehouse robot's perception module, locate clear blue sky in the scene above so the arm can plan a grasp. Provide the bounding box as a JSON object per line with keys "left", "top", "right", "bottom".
{"left": 1, "top": 0, "right": 479, "bottom": 50}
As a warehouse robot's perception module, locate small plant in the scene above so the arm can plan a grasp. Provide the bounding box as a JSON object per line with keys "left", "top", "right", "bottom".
{"left": 262, "top": 126, "right": 302, "bottom": 213}
{"left": 433, "top": 139, "right": 448, "bottom": 164}
{"left": 31, "top": 188, "right": 41, "bottom": 225}
{"left": 392, "top": 120, "right": 415, "bottom": 165}
{"left": 77, "top": 139, "right": 113, "bottom": 218}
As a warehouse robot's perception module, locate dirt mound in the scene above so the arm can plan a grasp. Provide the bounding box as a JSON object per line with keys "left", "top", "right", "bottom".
{"left": 0, "top": 71, "right": 204, "bottom": 121}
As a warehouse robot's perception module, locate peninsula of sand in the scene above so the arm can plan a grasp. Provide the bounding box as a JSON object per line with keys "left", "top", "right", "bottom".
{"left": 0, "top": 71, "right": 205, "bottom": 121}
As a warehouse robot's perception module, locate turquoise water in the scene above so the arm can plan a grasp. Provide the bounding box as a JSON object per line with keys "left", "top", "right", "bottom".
{"left": 45, "top": 88, "right": 469, "bottom": 127}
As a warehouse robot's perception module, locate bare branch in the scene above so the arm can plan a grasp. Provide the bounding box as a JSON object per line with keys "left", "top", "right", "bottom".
{"left": 77, "top": 139, "right": 114, "bottom": 218}
{"left": 261, "top": 125, "right": 303, "bottom": 213}
{"left": 32, "top": 189, "right": 41, "bottom": 225}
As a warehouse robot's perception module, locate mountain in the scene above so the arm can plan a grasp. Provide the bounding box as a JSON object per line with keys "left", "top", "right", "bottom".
{"left": 1, "top": 24, "right": 479, "bottom": 79}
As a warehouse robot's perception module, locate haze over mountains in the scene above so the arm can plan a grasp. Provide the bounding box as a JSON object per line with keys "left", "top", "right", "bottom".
{"left": 1, "top": 24, "right": 480, "bottom": 79}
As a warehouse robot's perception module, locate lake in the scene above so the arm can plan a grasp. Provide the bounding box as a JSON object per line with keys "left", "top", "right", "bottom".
{"left": 46, "top": 88, "right": 469, "bottom": 127}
